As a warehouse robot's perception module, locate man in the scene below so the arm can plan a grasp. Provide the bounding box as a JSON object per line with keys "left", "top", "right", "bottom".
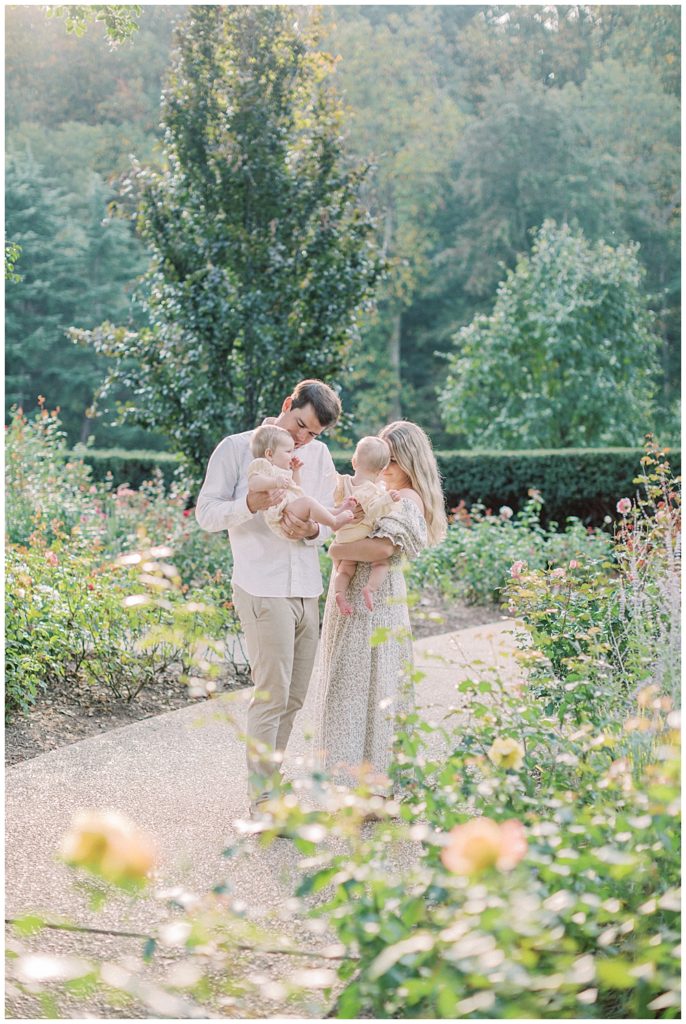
{"left": 195, "top": 379, "right": 343, "bottom": 815}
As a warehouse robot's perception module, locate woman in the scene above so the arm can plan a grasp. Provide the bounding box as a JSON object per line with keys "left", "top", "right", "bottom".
{"left": 313, "top": 420, "right": 447, "bottom": 785}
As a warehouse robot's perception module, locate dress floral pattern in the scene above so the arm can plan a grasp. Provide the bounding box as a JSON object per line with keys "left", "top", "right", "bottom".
{"left": 313, "top": 498, "right": 427, "bottom": 784}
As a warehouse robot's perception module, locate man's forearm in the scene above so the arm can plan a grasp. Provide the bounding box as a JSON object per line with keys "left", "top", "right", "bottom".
{"left": 195, "top": 492, "right": 253, "bottom": 532}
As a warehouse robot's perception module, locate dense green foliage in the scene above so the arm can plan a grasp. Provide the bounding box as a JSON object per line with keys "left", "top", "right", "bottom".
{"left": 74, "top": 7, "right": 380, "bottom": 476}
{"left": 5, "top": 6, "right": 177, "bottom": 448}
{"left": 45, "top": 4, "right": 143, "bottom": 45}
{"left": 5, "top": 5, "right": 679, "bottom": 451}
{"left": 5, "top": 156, "right": 148, "bottom": 443}
{"left": 322, "top": 5, "right": 680, "bottom": 440}
{"left": 439, "top": 222, "right": 663, "bottom": 447}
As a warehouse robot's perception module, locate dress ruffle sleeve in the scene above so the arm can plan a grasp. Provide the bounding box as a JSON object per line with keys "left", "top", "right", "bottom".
{"left": 370, "top": 498, "right": 427, "bottom": 560}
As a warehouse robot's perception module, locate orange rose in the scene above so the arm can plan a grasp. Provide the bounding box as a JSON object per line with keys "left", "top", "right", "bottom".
{"left": 441, "top": 817, "right": 527, "bottom": 875}
{"left": 60, "top": 810, "right": 156, "bottom": 888}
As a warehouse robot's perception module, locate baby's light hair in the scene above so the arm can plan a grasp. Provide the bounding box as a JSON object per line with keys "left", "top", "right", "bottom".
{"left": 251, "top": 424, "right": 293, "bottom": 459}
{"left": 353, "top": 436, "right": 391, "bottom": 475}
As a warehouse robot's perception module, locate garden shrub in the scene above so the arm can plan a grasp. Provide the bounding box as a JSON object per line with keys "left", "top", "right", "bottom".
{"left": 289, "top": 683, "right": 680, "bottom": 1020}
{"left": 506, "top": 438, "right": 681, "bottom": 720}
{"left": 6, "top": 439, "right": 680, "bottom": 1018}
{"left": 408, "top": 494, "right": 614, "bottom": 606}
{"left": 280, "top": 442, "right": 680, "bottom": 1018}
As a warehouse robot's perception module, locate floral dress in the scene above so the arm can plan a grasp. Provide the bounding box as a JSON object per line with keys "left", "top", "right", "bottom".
{"left": 313, "top": 498, "right": 427, "bottom": 784}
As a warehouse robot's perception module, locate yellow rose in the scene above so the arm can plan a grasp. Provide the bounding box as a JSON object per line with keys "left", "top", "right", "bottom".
{"left": 488, "top": 736, "right": 525, "bottom": 771}
{"left": 60, "top": 810, "right": 156, "bottom": 889}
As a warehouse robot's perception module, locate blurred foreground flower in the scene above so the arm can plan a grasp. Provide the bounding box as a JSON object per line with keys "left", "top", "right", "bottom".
{"left": 488, "top": 736, "right": 525, "bottom": 770}
{"left": 60, "top": 810, "right": 156, "bottom": 889}
{"left": 441, "top": 817, "right": 527, "bottom": 875}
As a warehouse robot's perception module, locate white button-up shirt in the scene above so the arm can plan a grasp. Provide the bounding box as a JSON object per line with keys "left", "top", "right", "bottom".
{"left": 195, "top": 428, "right": 338, "bottom": 598}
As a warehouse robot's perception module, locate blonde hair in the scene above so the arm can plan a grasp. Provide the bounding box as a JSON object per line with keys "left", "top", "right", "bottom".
{"left": 251, "top": 424, "right": 292, "bottom": 459}
{"left": 353, "top": 436, "right": 391, "bottom": 475}
{"left": 378, "top": 421, "right": 447, "bottom": 546}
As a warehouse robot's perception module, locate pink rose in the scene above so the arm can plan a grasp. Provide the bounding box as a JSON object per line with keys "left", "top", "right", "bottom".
{"left": 616, "top": 498, "right": 632, "bottom": 515}
{"left": 499, "top": 506, "right": 514, "bottom": 520}
{"left": 569, "top": 560, "right": 579, "bottom": 569}
{"left": 551, "top": 567, "right": 566, "bottom": 578}
{"left": 510, "top": 560, "right": 526, "bottom": 578}
{"left": 45, "top": 551, "right": 59, "bottom": 567}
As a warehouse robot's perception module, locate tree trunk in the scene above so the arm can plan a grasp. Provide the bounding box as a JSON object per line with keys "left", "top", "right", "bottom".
{"left": 80, "top": 411, "right": 93, "bottom": 445}
{"left": 383, "top": 203, "right": 402, "bottom": 421}
{"left": 388, "top": 308, "right": 402, "bottom": 421}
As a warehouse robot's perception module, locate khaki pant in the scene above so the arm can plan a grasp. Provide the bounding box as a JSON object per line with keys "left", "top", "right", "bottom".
{"left": 233, "top": 584, "right": 319, "bottom": 806}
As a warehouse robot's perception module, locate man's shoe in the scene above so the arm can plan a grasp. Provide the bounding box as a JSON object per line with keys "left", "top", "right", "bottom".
{"left": 248, "top": 804, "right": 292, "bottom": 840}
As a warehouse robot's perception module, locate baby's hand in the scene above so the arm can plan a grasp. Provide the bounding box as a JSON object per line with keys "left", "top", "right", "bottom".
{"left": 390, "top": 489, "right": 401, "bottom": 501}
{"left": 290, "top": 455, "right": 304, "bottom": 472}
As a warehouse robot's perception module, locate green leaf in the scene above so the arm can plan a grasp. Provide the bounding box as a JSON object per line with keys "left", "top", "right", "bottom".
{"left": 596, "top": 958, "right": 637, "bottom": 989}
{"left": 11, "top": 914, "right": 45, "bottom": 936}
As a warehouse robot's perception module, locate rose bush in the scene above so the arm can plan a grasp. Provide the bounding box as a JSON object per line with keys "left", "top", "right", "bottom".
{"left": 409, "top": 493, "right": 614, "bottom": 606}
{"left": 5, "top": 404, "right": 233, "bottom": 718}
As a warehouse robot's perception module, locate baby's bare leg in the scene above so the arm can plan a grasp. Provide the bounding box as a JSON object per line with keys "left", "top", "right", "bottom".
{"left": 334, "top": 558, "right": 357, "bottom": 617}
{"left": 362, "top": 559, "right": 390, "bottom": 612}
{"left": 288, "top": 495, "right": 354, "bottom": 531}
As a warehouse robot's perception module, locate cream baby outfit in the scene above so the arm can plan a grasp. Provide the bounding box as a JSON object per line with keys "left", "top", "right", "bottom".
{"left": 334, "top": 474, "right": 395, "bottom": 544}
{"left": 247, "top": 457, "right": 305, "bottom": 541}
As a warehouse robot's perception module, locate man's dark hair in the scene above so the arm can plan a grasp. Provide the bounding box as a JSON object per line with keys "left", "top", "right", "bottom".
{"left": 290, "top": 379, "right": 341, "bottom": 428}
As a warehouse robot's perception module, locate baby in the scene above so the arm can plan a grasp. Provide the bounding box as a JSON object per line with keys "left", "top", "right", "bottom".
{"left": 333, "top": 436, "right": 400, "bottom": 615}
{"left": 247, "top": 424, "right": 355, "bottom": 540}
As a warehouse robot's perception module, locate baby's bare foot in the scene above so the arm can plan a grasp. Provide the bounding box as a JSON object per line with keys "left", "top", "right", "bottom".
{"left": 333, "top": 509, "right": 355, "bottom": 529}
{"left": 335, "top": 592, "right": 354, "bottom": 616}
{"left": 362, "top": 586, "right": 375, "bottom": 612}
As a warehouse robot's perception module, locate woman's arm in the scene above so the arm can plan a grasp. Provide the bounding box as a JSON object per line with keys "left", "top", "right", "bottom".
{"left": 329, "top": 537, "right": 396, "bottom": 562}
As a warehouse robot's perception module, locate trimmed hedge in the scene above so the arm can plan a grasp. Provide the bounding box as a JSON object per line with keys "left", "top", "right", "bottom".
{"left": 333, "top": 447, "right": 682, "bottom": 525}
{"left": 71, "top": 447, "right": 182, "bottom": 489}
{"left": 74, "top": 445, "right": 681, "bottom": 525}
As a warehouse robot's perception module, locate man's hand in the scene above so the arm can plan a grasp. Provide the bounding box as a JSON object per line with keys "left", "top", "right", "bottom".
{"left": 246, "top": 488, "right": 285, "bottom": 513}
{"left": 281, "top": 505, "right": 318, "bottom": 540}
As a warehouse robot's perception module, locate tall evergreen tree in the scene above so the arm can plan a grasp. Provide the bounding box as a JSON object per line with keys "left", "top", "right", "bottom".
{"left": 81, "top": 6, "right": 380, "bottom": 475}
{"left": 5, "top": 155, "right": 146, "bottom": 442}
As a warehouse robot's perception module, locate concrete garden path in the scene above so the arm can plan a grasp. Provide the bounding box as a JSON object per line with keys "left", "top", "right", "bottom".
{"left": 5, "top": 618, "right": 520, "bottom": 1019}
